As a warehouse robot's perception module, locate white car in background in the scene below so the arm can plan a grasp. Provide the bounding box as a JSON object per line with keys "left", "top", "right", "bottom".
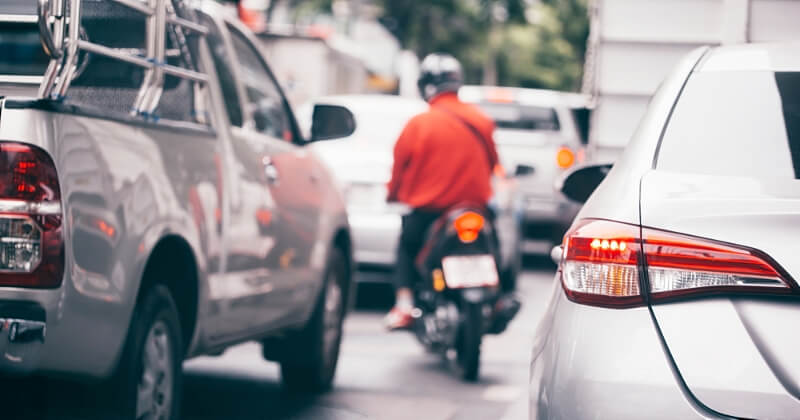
{"left": 460, "top": 86, "right": 589, "bottom": 254}
{"left": 300, "top": 95, "right": 523, "bottom": 291}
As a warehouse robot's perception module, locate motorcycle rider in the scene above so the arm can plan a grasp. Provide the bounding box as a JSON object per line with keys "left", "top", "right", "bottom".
{"left": 385, "top": 53, "right": 501, "bottom": 330}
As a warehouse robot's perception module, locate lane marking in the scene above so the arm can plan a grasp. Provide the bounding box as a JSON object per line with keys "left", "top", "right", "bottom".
{"left": 482, "top": 385, "right": 522, "bottom": 402}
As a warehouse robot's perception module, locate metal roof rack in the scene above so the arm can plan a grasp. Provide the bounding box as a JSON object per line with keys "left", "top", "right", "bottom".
{"left": 37, "top": 0, "right": 208, "bottom": 118}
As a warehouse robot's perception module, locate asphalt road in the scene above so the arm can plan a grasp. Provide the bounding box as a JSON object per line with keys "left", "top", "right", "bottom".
{"left": 181, "top": 257, "right": 557, "bottom": 420}
{"left": 3, "top": 258, "right": 556, "bottom": 420}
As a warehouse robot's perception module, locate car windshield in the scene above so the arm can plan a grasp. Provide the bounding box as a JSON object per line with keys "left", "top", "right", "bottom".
{"left": 0, "top": 23, "right": 49, "bottom": 76}
{"left": 476, "top": 103, "right": 560, "bottom": 131}
{"left": 657, "top": 71, "right": 800, "bottom": 179}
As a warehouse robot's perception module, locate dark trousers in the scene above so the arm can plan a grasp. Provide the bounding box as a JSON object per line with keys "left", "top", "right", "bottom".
{"left": 394, "top": 209, "right": 443, "bottom": 290}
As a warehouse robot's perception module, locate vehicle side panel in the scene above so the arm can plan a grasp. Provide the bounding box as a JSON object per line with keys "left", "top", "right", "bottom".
{"left": 0, "top": 105, "right": 219, "bottom": 377}
{"left": 530, "top": 277, "right": 703, "bottom": 420}
{"left": 640, "top": 171, "right": 800, "bottom": 418}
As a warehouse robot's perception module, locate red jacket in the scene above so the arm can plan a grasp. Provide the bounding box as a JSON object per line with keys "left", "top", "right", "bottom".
{"left": 387, "top": 92, "right": 499, "bottom": 210}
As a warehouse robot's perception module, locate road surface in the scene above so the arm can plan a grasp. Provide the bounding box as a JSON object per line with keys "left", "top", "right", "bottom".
{"left": 181, "top": 258, "right": 557, "bottom": 420}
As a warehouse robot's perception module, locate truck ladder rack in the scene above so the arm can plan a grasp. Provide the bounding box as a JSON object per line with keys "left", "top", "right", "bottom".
{"left": 37, "top": 0, "right": 208, "bottom": 119}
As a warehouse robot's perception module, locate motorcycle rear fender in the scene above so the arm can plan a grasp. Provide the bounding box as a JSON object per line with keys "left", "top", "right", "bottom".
{"left": 460, "top": 287, "right": 496, "bottom": 304}
{"left": 417, "top": 207, "right": 500, "bottom": 273}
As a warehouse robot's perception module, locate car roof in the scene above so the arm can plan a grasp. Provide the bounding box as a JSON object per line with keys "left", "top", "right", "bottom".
{"left": 311, "top": 94, "right": 428, "bottom": 113}
{"left": 698, "top": 41, "right": 800, "bottom": 72}
{"left": 459, "top": 85, "right": 590, "bottom": 109}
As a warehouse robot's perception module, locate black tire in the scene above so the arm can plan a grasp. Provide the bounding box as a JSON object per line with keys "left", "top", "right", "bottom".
{"left": 109, "top": 285, "right": 183, "bottom": 420}
{"left": 279, "top": 248, "right": 347, "bottom": 393}
{"left": 501, "top": 245, "right": 521, "bottom": 293}
{"left": 457, "top": 302, "right": 483, "bottom": 382}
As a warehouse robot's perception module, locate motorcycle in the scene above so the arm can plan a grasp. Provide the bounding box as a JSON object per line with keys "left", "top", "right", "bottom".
{"left": 410, "top": 206, "right": 520, "bottom": 381}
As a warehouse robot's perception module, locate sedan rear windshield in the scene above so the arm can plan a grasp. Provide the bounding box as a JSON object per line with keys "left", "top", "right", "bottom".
{"left": 477, "top": 103, "right": 560, "bottom": 131}
{"left": 0, "top": 23, "right": 49, "bottom": 76}
{"left": 657, "top": 71, "right": 800, "bottom": 179}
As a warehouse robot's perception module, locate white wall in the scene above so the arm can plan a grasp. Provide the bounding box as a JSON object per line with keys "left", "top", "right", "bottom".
{"left": 587, "top": 0, "right": 800, "bottom": 160}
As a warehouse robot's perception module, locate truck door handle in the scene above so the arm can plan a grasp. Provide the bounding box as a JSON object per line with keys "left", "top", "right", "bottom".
{"left": 262, "top": 156, "right": 280, "bottom": 185}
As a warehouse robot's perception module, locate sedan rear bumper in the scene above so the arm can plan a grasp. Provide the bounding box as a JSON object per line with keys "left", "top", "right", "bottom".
{"left": 530, "top": 277, "right": 710, "bottom": 419}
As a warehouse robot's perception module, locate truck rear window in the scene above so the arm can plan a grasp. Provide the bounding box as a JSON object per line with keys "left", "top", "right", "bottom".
{"left": 657, "top": 71, "right": 800, "bottom": 179}
{"left": 0, "top": 23, "right": 49, "bottom": 76}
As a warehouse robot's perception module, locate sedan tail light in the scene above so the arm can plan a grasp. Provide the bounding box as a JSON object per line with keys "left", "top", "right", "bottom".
{"left": 561, "top": 219, "right": 795, "bottom": 308}
{"left": 0, "top": 142, "right": 64, "bottom": 288}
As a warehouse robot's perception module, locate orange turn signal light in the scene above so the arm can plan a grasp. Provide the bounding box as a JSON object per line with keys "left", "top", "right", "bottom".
{"left": 454, "top": 212, "right": 484, "bottom": 243}
{"left": 433, "top": 269, "right": 446, "bottom": 291}
{"left": 556, "top": 146, "right": 575, "bottom": 169}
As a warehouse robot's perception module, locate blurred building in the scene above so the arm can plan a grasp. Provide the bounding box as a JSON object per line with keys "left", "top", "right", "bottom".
{"left": 258, "top": 31, "right": 368, "bottom": 107}
{"left": 234, "top": 0, "right": 416, "bottom": 105}
{"left": 583, "top": 0, "right": 800, "bottom": 162}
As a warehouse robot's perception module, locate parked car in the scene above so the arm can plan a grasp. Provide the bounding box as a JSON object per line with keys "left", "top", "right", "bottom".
{"left": 530, "top": 43, "right": 800, "bottom": 419}
{"left": 0, "top": 1, "right": 356, "bottom": 418}
{"left": 459, "top": 86, "right": 589, "bottom": 254}
{"left": 298, "top": 94, "right": 523, "bottom": 292}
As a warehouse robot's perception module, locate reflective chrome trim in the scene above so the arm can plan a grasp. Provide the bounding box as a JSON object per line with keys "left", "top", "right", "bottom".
{"left": 77, "top": 40, "right": 152, "bottom": 68}
{"left": 0, "top": 75, "right": 43, "bottom": 85}
{"left": 38, "top": 0, "right": 210, "bottom": 115}
{"left": 0, "top": 318, "right": 46, "bottom": 373}
{"left": 113, "top": 0, "right": 153, "bottom": 15}
{"left": 1, "top": 318, "right": 46, "bottom": 344}
{"left": 162, "top": 65, "right": 208, "bottom": 83}
{"left": 0, "top": 14, "right": 39, "bottom": 23}
{"left": 167, "top": 15, "right": 208, "bottom": 35}
{"left": 0, "top": 200, "right": 62, "bottom": 216}
{"left": 75, "top": 40, "right": 209, "bottom": 84}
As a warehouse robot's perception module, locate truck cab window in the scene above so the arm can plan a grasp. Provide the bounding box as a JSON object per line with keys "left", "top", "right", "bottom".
{"left": 227, "top": 26, "right": 294, "bottom": 142}
{"left": 201, "top": 15, "right": 243, "bottom": 127}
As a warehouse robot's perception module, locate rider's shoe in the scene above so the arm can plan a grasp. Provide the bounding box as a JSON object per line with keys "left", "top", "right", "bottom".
{"left": 384, "top": 306, "right": 414, "bottom": 331}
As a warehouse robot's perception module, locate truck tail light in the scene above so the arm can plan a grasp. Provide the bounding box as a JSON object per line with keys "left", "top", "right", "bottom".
{"left": 561, "top": 219, "right": 795, "bottom": 308}
{"left": 0, "top": 142, "right": 64, "bottom": 288}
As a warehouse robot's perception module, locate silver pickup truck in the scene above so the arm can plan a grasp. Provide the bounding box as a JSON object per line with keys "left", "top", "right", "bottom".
{"left": 0, "top": 0, "right": 355, "bottom": 418}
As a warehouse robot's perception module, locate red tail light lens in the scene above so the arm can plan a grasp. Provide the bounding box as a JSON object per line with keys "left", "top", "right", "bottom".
{"left": 643, "top": 230, "right": 791, "bottom": 299}
{"left": 561, "top": 219, "right": 795, "bottom": 307}
{"left": 0, "top": 142, "right": 63, "bottom": 288}
{"left": 562, "top": 219, "right": 644, "bottom": 307}
{"left": 454, "top": 212, "right": 484, "bottom": 244}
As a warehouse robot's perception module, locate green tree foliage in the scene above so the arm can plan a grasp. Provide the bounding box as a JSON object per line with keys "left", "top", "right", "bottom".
{"left": 377, "top": 0, "right": 589, "bottom": 91}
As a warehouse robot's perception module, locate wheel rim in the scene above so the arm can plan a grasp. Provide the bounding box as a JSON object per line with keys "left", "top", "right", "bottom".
{"left": 136, "top": 320, "right": 174, "bottom": 420}
{"left": 322, "top": 274, "right": 343, "bottom": 372}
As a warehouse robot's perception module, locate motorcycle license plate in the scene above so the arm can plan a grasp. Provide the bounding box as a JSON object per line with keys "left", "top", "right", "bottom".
{"left": 441, "top": 255, "right": 499, "bottom": 289}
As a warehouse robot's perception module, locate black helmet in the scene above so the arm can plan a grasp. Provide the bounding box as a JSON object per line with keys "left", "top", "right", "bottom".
{"left": 417, "top": 53, "right": 463, "bottom": 102}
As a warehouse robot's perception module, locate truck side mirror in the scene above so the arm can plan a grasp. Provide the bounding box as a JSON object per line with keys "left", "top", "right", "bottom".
{"left": 556, "top": 163, "right": 613, "bottom": 203}
{"left": 310, "top": 104, "right": 356, "bottom": 142}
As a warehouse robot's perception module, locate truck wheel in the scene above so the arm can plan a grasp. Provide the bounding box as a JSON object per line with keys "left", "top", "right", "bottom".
{"left": 457, "top": 302, "right": 482, "bottom": 382}
{"left": 111, "top": 285, "right": 183, "bottom": 420}
{"left": 279, "top": 248, "right": 347, "bottom": 392}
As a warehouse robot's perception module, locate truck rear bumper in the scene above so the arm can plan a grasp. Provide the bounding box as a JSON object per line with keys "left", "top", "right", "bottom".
{"left": 0, "top": 283, "right": 130, "bottom": 380}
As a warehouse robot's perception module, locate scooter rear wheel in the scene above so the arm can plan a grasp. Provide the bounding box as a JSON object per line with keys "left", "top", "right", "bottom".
{"left": 457, "top": 302, "right": 482, "bottom": 382}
